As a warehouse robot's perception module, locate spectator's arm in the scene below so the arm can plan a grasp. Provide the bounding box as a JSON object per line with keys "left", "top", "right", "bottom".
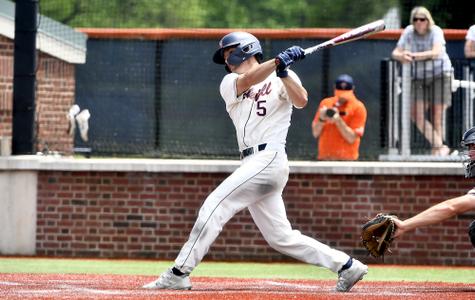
{"left": 392, "top": 46, "right": 413, "bottom": 63}
{"left": 465, "top": 40, "right": 475, "bottom": 58}
{"left": 312, "top": 106, "right": 330, "bottom": 138}
{"left": 312, "top": 118, "right": 325, "bottom": 139}
{"left": 412, "top": 42, "right": 442, "bottom": 61}
{"left": 334, "top": 117, "right": 357, "bottom": 144}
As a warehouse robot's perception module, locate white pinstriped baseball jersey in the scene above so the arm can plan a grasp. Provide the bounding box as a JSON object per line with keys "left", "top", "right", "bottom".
{"left": 219, "top": 70, "right": 302, "bottom": 152}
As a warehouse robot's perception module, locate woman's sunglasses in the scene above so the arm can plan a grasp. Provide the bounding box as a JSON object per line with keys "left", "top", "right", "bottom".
{"left": 413, "top": 17, "right": 427, "bottom": 22}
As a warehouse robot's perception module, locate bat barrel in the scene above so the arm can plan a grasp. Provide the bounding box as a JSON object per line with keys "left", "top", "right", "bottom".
{"left": 303, "top": 19, "right": 385, "bottom": 56}
{"left": 367, "top": 19, "right": 386, "bottom": 31}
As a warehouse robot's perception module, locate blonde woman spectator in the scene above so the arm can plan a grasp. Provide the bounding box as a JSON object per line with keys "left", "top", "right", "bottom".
{"left": 392, "top": 6, "right": 453, "bottom": 156}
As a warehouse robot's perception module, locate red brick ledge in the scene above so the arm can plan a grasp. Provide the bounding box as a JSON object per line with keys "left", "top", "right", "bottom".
{"left": 77, "top": 28, "right": 467, "bottom": 41}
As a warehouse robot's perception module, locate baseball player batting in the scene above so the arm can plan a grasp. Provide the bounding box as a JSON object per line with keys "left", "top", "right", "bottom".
{"left": 143, "top": 31, "right": 367, "bottom": 292}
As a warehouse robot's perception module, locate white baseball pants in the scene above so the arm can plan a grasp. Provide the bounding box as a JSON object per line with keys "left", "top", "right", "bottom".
{"left": 174, "top": 145, "right": 350, "bottom": 274}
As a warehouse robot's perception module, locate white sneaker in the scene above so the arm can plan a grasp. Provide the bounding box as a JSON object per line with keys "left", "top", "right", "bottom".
{"left": 75, "top": 109, "right": 90, "bottom": 142}
{"left": 66, "top": 105, "right": 80, "bottom": 135}
{"left": 142, "top": 268, "right": 192, "bottom": 290}
{"left": 335, "top": 258, "right": 368, "bottom": 292}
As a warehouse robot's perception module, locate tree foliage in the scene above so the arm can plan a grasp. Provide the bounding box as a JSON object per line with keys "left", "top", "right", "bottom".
{"left": 37, "top": 0, "right": 471, "bottom": 29}
{"left": 39, "top": 0, "right": 396, "bottom": 28}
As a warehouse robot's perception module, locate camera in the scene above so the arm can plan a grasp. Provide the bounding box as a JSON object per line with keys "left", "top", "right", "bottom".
{"left": 325, "top": 108, "right": 336, "bottom": 117}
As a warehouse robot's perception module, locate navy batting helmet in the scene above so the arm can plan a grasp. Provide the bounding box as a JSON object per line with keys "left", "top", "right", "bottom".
{"left": 213, "top": 32, "right": 263, "bottom": 71}
{"left": 461, "top": 126, "right": 475, "bottom": 178}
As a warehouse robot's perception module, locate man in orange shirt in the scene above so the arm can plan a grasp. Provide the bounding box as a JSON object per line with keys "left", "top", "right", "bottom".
{"left": 311, "top": 74, "right": 367, "bottom": 160}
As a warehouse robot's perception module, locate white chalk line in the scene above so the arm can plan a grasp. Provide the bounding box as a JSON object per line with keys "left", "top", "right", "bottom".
{"left": 0, "top": 281, "right": 22, "bottom": 286}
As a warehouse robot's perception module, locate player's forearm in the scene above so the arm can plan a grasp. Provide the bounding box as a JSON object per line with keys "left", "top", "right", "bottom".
{"left": 239, "top": 59, "right": 277, "bottom": 90}
{"left": 280, "top": 77, "right": 308, "bottom": 108}
{"left": 335, "top": 118, "right": 357, "bottom": 144}
{"left": 403, "top": 204, "right": 456, "bottom": 232}
{"left": 402, "top": 195, "right": 475, "bottom": 232}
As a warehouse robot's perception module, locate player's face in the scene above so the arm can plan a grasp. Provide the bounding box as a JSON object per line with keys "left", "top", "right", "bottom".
{"left": 223, "top": 47, "right": 253, "bottom": 74}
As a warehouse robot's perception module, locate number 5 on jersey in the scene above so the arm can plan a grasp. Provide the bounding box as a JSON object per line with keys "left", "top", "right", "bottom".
{"left": 256, "top": 100, "right": 266, "bottom": 116}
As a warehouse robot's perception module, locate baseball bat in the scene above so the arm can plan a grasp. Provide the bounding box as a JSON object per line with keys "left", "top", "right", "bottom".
{"left": 304, "top": 19, "right": 386, "bottom": 55}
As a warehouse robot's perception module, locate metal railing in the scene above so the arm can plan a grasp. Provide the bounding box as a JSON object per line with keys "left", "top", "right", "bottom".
{"left": 380, "top": 59, "right": 475, "bottom": 161}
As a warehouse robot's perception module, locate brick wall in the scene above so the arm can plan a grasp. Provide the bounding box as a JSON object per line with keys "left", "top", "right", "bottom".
{"left": 0, "top": 36, "right": 13, "bottom": 137}
{"left": 0, "top": 36, "right": 75, "bottom": 154}
{"left": 36, "top": 170, "right": 475, "bottom": 266}
{"left": 35, "top": 55, "right": 75, "bottom": 154}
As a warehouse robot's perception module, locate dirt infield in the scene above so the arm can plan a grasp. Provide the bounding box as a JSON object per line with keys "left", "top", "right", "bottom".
{"left": 1, "top": 273, "right": 474, "bottom": 300}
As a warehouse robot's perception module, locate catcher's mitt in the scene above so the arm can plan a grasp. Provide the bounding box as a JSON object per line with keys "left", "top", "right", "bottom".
{"left": 361, "top": 214, "right": 397, "bottom": 258}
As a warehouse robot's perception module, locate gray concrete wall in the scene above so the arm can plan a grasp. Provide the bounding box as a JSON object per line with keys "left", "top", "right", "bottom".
{"left": 0, "top": 170, "right": 37, "bottom": 255}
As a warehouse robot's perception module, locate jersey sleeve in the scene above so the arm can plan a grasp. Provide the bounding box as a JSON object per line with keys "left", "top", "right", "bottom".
{"left": 396, "top": 26, "right": 412, "bottom": 49}
{"left": 219, "top": 73, "right": 240, "bottom": 106}
{"left": 432, "top": 26, "right": 446, "bottom": 46}
{"left": 348, "top": 102, "right": 367, "bottom": 137}
{"left": 287, "top": 69, "right": 302, "bottom": 86}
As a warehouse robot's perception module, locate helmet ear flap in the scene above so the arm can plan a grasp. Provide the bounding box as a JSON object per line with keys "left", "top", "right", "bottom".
{"left": 255, "top": 53, "right": 263, "bottom": 63}
{"left": 213, "top": 48, "right": 226, "bottom": 65}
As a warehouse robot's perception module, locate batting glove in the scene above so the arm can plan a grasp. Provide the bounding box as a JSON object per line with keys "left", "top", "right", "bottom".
{"left": 285, "top": 46, "right": 305, "bottom": 62}
{"left": 275, "top": 51, "right": 293, "bottom": 78}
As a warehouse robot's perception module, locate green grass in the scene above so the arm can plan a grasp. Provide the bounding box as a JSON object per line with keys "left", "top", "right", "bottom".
{"left": 1, "top": 257, "right": 474, "bottom": 283}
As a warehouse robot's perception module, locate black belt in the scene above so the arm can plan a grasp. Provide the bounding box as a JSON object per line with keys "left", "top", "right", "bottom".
{"left": 240, "top": 143, "right": 267, "bottom": 159}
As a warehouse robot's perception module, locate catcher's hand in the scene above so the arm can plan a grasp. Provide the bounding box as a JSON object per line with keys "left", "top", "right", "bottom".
{"left": 361, "top": 213, "right": 397, "bottom": 258}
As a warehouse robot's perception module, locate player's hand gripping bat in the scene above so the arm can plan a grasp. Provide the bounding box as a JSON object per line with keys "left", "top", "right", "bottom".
{"left": 304, "top": 19, "right": 386, "bottom": 55}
